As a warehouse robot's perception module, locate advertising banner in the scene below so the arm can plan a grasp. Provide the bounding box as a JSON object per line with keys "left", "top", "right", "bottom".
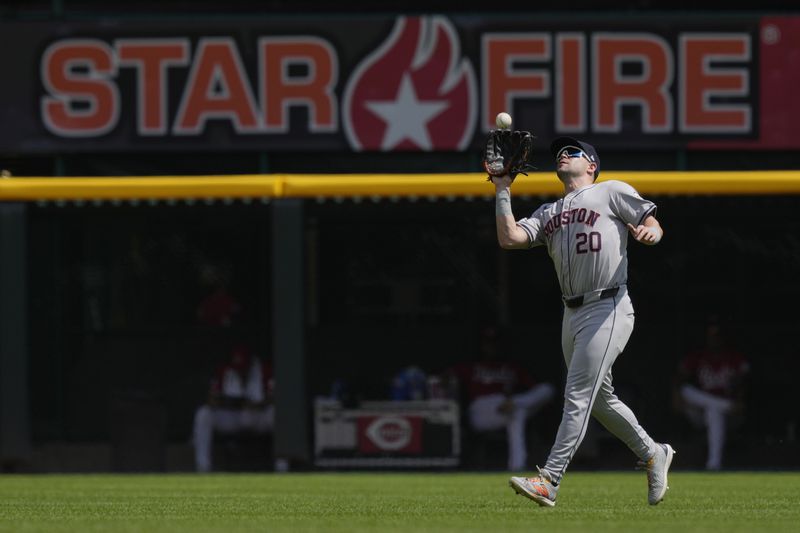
{"left": 1, "top": 14, "right": 797, "bottom": 153}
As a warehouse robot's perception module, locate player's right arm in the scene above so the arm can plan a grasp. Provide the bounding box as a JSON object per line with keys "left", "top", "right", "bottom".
{"left": 493, "top": 176, "right": 530, "bottom": 249}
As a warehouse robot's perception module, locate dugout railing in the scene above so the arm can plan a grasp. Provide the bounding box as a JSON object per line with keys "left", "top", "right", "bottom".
{"left": 2, "top": 171, "right": 800, "bottom": 201}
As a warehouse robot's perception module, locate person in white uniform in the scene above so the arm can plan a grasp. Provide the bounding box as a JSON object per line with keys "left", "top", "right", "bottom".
{"left": 675, "top": 316, "right": 749, "bottom": 471}
{"left": 449, "top": 326, "right": 555, "bottom": 471}
{"left": 493, "top": 136, "right": 674, "bottom": 507}
{"left": 192, "top": 344, "right": 274, "bottom": 472}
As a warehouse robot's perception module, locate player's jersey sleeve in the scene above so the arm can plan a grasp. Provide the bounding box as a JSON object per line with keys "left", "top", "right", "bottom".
{"left": 606, "top": 180, "right": 657, "bottom": 226}
{"left": 516, "top": 204, "right": 551, "bottom": 248}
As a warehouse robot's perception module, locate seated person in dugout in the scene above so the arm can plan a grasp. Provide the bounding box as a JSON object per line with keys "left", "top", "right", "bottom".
{"left": 674, "top": 316, "right": 749, "bottom": 471}
{"left": 192, "top": 343, "right": 274, "bottom": 472}
{"left": 447, "top": 326, "right": 555, "bottom": 471}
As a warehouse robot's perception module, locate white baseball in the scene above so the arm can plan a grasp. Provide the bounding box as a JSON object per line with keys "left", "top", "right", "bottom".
{"left": 496, "top": 112, "right": 512, "bottom": 129}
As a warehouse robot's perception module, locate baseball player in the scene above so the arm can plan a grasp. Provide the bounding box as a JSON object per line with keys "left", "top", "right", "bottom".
{"left": 192, "top": 343, "right": 274, "bottom": 472}
{"left": 491, "top": 136, "right": 674, "bottom": 507}
{"left": 448, "top": 326, "right": 555, "bottom": 471}
{"left": 675, "top": 316, "right": 749, "bottom": 470}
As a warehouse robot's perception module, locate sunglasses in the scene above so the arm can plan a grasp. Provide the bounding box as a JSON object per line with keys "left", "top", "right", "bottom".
{"left": 556, "top": 146, "right": 590, "bottom": 161}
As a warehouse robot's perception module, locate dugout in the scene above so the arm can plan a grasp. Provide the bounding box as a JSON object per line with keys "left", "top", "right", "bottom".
{"left": 1, "top": 173, "right": 799, "bottom": 472}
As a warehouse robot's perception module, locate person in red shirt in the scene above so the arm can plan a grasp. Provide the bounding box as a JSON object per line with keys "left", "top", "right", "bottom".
{"left": 196, "top": 264, "right": 241, "bottom": 328}
{"left": 448, "top": 326, "right": 555, "bottom": 471}
{"left": 675, "top": 316, "right": 749, "bottom": 470}
{"left": 192, "top": 343, "right": 274, "bottom": 472}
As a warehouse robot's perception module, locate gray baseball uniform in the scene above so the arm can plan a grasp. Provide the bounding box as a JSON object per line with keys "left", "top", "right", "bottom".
{"left": 516, "top": 180, "right": 658, "bottom": 482}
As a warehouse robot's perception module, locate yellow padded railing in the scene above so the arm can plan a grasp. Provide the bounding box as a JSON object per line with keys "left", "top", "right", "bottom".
{"left": 0, "top": 171, "right": 799, "bottom": 201}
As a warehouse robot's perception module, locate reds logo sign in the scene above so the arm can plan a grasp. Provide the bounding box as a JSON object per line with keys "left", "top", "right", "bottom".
{"left": 357, "top": 415, "right": 423, "bottom": 454}
{"left": 343, "top": 16, "right": 477, "bottom": 152}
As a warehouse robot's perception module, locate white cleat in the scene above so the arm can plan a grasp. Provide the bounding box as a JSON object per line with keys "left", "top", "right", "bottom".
{"left": 639, "top": 443, "right": 675, "bottom": 505}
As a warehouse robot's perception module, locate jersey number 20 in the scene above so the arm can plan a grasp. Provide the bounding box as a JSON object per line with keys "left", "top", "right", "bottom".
{"left": 576, "top": 232, "right": 601, "bottom": 253}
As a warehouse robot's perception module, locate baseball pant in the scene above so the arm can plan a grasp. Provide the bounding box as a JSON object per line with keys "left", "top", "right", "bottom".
{"left": 469, "top": 383, "right": 556, "bottom": 471}
{"left": 193, "top": 405, "right": 274, "bottom": 472}
{"left": 680, "top": 384, "right": 732, "bottom": 470}
{"left": 544, "top": 290, "right": 657, "bottom": 483}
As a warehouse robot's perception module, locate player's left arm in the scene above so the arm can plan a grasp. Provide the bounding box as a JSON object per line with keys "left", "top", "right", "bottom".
{"left": 607, "top": 181, "right": 662, "bottom": 245}
{"left": 627, "top": 215, "right": 663, "bottom": 245}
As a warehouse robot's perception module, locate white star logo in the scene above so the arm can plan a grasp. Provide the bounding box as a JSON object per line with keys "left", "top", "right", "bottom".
{"left": 365, "top": 74, "right": 449, "bottom": 151}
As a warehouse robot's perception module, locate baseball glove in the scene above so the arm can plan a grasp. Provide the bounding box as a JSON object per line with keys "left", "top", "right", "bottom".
{"left": 482, "top": 129, "right": 536, "bottom": 181}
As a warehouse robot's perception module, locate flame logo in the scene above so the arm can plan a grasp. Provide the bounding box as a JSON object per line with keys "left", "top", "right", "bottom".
{"left": 343, "top": 16, "right": 477, "bottom": 151}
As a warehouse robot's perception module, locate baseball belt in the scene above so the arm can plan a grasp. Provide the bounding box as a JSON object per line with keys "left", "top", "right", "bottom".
{"left": 563, "top": 287, "right": 620, "bottom": 309}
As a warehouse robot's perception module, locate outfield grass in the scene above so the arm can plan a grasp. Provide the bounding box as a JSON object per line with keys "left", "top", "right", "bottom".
{"left": 0, "top": 472, "right": 798, "bottom": 532}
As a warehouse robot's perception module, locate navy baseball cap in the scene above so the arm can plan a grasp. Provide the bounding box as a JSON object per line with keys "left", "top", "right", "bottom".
{"left": 550, "top": 137, "right": 600, "bottom": 178}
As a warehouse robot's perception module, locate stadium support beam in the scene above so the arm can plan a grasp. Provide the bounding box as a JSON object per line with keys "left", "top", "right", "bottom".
{"left": 0, "top": 203, "right": 30, "bottom": 468}
{"left": 271, "top": 199, "right": 309, "bottom": 468}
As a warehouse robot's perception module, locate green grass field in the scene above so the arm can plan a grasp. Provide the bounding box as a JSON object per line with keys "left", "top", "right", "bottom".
{"left": 1, "top": 472, "right": 798, "bottom": 532}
